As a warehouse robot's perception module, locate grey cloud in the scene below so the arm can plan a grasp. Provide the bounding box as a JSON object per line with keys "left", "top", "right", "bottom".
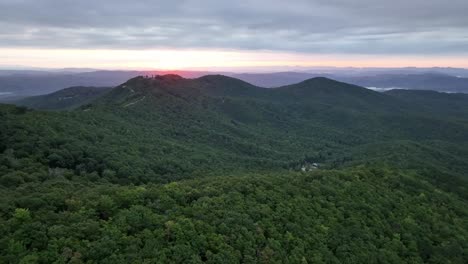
{"left": 0, "top": 0, "right": 467, "bottom": 55}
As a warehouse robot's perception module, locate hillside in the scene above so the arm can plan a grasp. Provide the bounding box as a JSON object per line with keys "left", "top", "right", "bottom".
{"left": 233, "top": 72, "right": 468, "bottom": 93}
{"left": 1, "top": 75, "right": 467, "bottom": 263}
{"left": 0, "top": 70, "right": 212, "bottom": 100}
{"left": 5, "top": 75, "right": 468, "bottom": 183}
{"left": 15, "top": 86, "right": 112, "bottom": 110}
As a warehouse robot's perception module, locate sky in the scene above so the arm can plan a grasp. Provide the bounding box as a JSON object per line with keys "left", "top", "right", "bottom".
{"left": 0, "top": 0, "right": 467, "bottom": 70}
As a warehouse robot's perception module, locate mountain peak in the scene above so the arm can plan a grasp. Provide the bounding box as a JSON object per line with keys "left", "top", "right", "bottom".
{"left": 299, "top": 76, "right": 343, "bottom": 85}
{"left": 279, "top": 76, "right": 362, "bottom": 92}
{"left": 152, "top": 74, "right": 184, "bottom": 81}
{"left": 124, "top": 74, "right": 185, "bottom": 85}
{"left": 196, "top": 74, "right": 253, "bottom": 84}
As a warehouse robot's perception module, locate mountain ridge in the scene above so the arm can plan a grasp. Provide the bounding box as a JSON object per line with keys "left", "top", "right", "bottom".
{"left": 14, "top": 86, "right": 112, "bottom": 110}
{"left": 3, "top": 70, "right": 468, "bottom": 100}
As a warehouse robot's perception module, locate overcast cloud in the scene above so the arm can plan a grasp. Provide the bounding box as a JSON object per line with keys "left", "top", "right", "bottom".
{"left": 0, "top": 0, "right": 467, "bottom": 55}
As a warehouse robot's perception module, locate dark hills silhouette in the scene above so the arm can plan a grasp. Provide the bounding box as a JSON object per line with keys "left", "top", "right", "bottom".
{"left": 2, "top": 69, "right": 468, "bottom": 101}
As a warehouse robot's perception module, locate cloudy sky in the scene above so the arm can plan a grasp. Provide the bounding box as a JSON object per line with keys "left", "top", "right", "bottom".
{"left": 0, "top": 0, "right": 467, "bottom": 69}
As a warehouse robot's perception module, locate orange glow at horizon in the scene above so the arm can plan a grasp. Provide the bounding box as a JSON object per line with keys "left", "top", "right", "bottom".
{"left": 1, "top": 48, "right": 467, "bottom": 70}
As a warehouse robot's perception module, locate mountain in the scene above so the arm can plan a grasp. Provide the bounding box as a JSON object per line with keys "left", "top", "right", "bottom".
{"left": 231, "top": 72, "right": 322, "bottom": 87}
{"left": 340, "top": 73, "right": 468, "bottom": 93}
{"left": 2, "top": 69, "right": 468, "bottom": 101}
{"left": 0, "top": 70, "right": 214, "bottom": 100}
{"left": 4, "top": 74, "right": 468, "bottom": 190}
{"left": 1, "top": 75, "right": 467, "bottom": 263}
{"left": 232, "top": 72, "right": 468, "bottom": 92}
{"left": 10, "top": 74, "right": 465, "bottom": 180}
{"left": 14, "top": 86, "right": 112, "bottom": 110}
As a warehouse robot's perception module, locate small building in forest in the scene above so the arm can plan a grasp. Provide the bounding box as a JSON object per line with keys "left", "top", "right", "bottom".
{"left": 300, "top": 162, "right": 320, "bottom": 172}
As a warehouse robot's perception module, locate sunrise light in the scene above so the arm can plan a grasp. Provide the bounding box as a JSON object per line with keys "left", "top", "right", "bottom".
{"left": 1, "top": 48, "right": 468, "bottom": 71}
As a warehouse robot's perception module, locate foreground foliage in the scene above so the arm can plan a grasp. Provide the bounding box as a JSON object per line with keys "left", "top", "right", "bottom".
{"left": 1, "top": 168, "right": 467, "bottom": 263}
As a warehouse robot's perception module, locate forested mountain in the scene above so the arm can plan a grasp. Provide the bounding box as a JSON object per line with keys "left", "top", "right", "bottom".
{"left": 233, "top": 72, "right": 468, "bottom": 92}
{"left": 14, "top": 86, "right": 112, "bottom": 110}
{"left": 0, "top": 71, "right": 212, "bottom": 100}
{"left": 1, "top": 75, "right": 467, "bottom": 263}
{"left": 2, "top": 69, "right": 468, "bottom": 100}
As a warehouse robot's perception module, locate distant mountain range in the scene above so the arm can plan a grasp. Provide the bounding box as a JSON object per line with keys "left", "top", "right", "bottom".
{"left": 232, "top": 72, "right": 468, "bottom": 92}
{"left": 1, "top": 67, "right": 468, "bottom": 100}
{"left": 338, "top": 73, "right": 468, "bottom": 93}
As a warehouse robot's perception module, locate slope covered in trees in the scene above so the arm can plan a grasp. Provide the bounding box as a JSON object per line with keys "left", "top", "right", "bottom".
{"left": 1, "top": 75, "right": 467, "bottom": 263}
{"left": 1, "top": 168, "right": 466, "bottom": 263}
{"left": 14, "top": 86, "right": 112, "bottom": 110}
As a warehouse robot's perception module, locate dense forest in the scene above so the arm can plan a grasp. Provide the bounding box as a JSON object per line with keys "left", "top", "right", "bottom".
{"left": 1, "top": 75, "right": 467, "bottom": 263}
